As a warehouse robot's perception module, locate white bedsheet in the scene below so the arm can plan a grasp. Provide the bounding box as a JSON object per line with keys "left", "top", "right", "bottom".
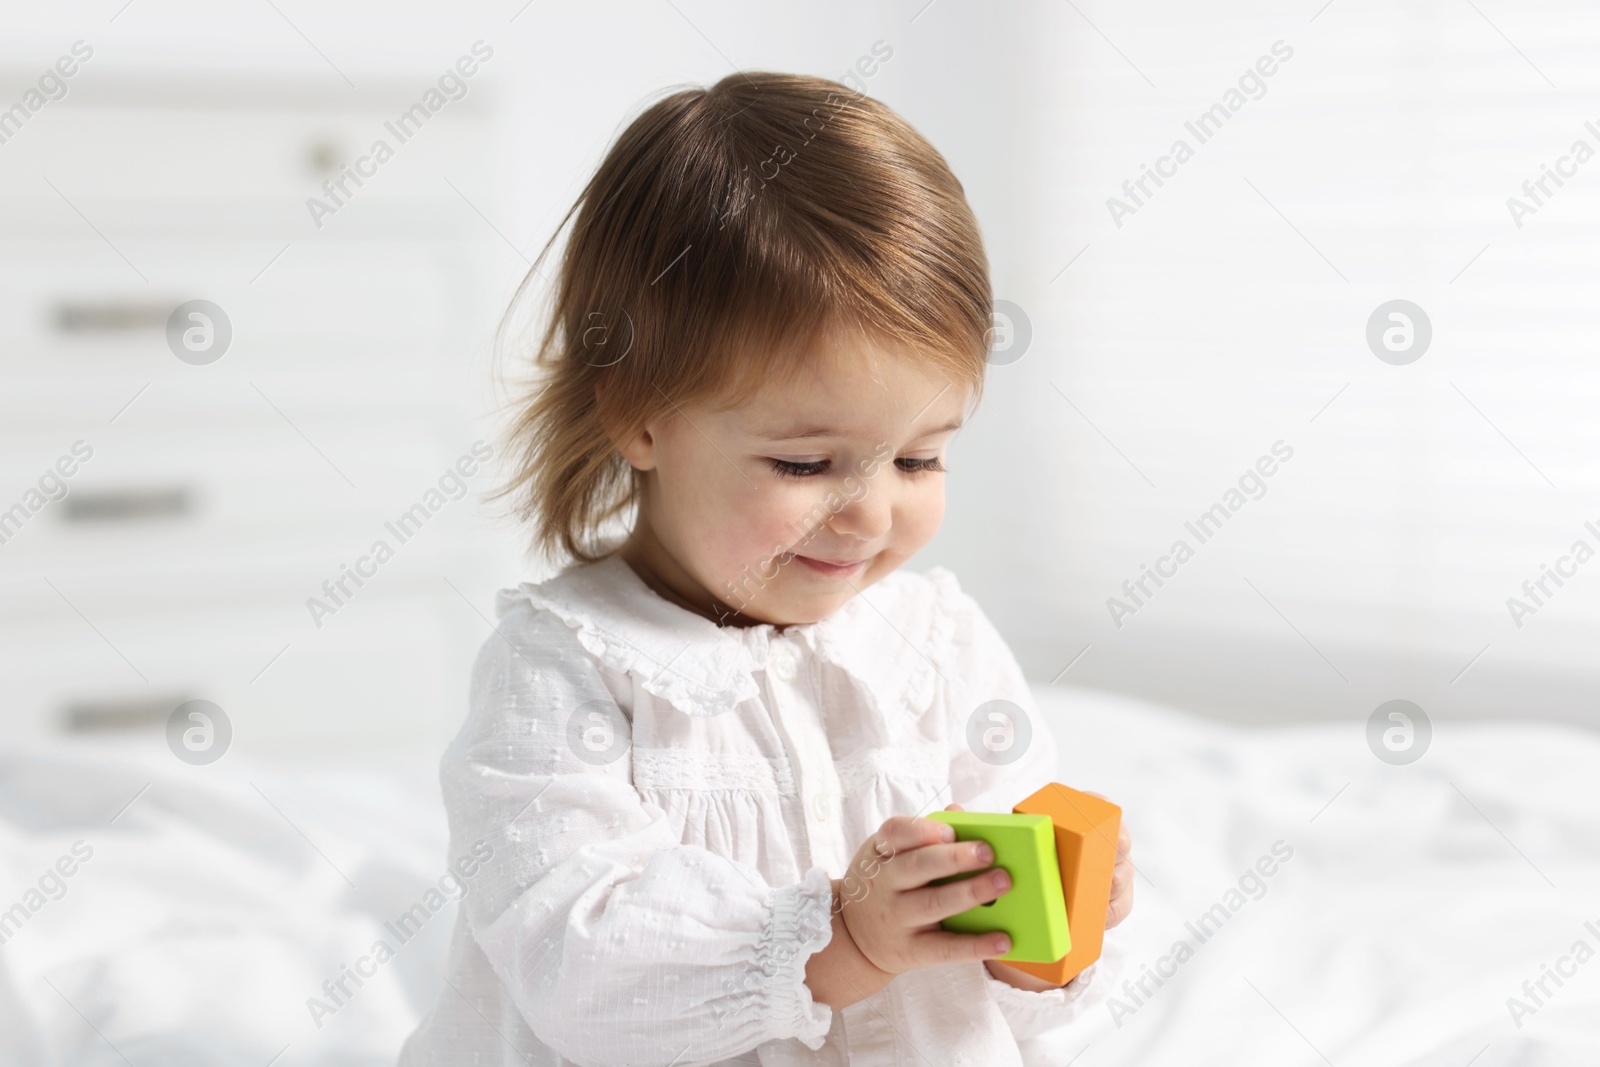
{"left": 0, "top": 739, "right": 451, "bottom": 1066}
{"left": 1045, "top": 687, "right": 1600, "bottom": 1066}
{"left": 2, "top": 687, "right": 1598, "bottom": 1065}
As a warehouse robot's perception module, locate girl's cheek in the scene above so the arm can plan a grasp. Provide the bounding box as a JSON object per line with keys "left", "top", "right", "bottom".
{"left": 716, "top": 493, "right": 791, "bottom": 566}
{"left": 899, "top": 483, "right": 945, "bottom": 543}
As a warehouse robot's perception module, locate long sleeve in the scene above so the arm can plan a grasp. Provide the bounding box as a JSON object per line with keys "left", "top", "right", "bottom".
{"left": 940, "top": 583, "right": 1125, "bottom": 1049}
{"left": 444, "top": 600, "right": 835, "bottom": 1065}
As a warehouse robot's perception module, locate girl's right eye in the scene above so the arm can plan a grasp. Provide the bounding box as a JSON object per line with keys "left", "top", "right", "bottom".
{"left": 768, "top": 458, "right": 828, "bottom": 478}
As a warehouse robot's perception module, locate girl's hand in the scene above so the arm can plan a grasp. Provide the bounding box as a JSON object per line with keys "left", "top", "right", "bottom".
{"left": 1105, "top": 815, "right": 1135, "bottom": 929}
{"left": 947, "top": 797, "right": 1134, "bottom": 995}
{"left": 837, "top": 814, "right": 1015, "bottom": 975}
{"left": 945, "top": 797, "right": 1135, "bottom": 929}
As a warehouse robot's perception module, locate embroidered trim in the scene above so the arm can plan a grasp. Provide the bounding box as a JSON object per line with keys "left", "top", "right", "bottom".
{"left": 498, "top": 559, "right": 966, "bottom": 725}
{"left": 633, "top": 748, "right": 797, "bottom": 793}
{"left": 503, "top": 586, "right": 759, "bottom": 718}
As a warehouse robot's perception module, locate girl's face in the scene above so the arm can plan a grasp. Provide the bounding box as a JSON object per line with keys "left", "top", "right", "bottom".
{"left": 615, "top": 335, "right": 970, "bottom": 628}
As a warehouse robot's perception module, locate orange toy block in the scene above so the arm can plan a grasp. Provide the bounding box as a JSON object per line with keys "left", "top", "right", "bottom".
{"left": 1004, "top": 782, "right": 1121, "bottom": 986}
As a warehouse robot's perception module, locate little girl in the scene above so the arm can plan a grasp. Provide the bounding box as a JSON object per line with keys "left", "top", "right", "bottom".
{"left": 401, "top": 71, "right": 1132, "bottom": 1066}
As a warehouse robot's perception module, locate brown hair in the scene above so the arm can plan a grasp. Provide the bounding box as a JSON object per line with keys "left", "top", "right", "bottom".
{"left": 492, "top": 70, "right": 992, "bottom": 566}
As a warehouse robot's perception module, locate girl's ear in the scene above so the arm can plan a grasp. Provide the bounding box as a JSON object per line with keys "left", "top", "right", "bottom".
{"left": 615, "top": 426, "right": 656, "bottom": 472}
{"left": 594, "top": 378, "right": 658, "bottom": 471}
{"left": 612, "top": 415, "right": 657, "bottom": 473}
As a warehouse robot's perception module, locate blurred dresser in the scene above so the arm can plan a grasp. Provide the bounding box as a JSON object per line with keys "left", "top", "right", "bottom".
{"left": 0, "top": 69, "right": 520, "bottom": 759}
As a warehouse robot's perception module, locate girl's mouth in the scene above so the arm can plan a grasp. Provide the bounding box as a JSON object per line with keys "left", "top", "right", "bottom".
{"left": 794, "top": 555, "right": 866, "bottom": 578}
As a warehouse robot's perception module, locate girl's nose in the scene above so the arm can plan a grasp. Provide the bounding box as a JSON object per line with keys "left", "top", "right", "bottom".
{"left": 826, "top": 484, "right": 893, "bottom": 543}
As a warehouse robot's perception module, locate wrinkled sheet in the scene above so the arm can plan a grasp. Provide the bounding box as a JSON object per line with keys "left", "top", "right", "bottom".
{"left": 2, "top": 687, "right": 1598, "bottom": 1065}
{"left": 1042, "top": 687, "right": 1600, "bottom": 1067}
{"left": 0, "top": 738, "right": 452, "bottom": 1067}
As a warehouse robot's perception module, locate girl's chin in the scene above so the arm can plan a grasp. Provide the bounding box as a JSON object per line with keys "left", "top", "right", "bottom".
{"left": 713, "top": 586, "right": 855, "bottom": 629}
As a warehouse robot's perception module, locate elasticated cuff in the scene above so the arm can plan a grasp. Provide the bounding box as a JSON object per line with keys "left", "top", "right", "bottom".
{"left": 757, "top": 866, "right": 836, "bottom": 1049}
{"left": 983, "top": 959, "right": 1100, "bottom": 1040}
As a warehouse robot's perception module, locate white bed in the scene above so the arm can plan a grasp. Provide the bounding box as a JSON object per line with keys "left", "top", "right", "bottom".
{"left": 3, "top": 685, "right": 1597, "bottom": 1065}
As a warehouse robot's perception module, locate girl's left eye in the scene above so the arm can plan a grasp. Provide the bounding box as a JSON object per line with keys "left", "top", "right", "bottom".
{"left": 767, "top": 459, "right": 829, "bottom": 478}
{"left": 765, "top": 457, "right": 946, "bottom": 478}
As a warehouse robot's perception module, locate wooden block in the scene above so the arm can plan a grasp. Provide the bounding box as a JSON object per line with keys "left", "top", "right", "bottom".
{"left": 925, "top": 811, "right": 1071, "bottom": 963}
{"left": 1003, "top": 783, "right": 1121, "bottom": 986}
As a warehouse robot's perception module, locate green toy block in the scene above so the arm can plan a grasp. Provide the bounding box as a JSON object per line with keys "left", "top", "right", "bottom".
{"left": 925, "top": 811, "right": 1071, "bottom": 963}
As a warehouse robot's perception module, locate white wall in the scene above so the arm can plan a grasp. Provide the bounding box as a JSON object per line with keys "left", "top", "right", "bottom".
{"left": 2, "top": 0, "right": 1594, "bottom": 755}
{"left": 926, "top": 0, "right": 1600, "bottom": 729}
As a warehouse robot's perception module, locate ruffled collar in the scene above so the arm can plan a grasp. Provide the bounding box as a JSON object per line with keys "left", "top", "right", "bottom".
{"left": 496, "top": 553, "right": 959, "bottom": 719}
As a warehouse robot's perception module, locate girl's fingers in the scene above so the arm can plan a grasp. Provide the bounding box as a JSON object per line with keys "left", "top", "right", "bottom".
{"left": 911, "top": 929, "right": 1012, "bottom": 966}
{"left": 1107, "top": 882, "right": 1134, "bottom": 928}
{"left": 1110, "top": 858, "right": 1132, "bottom": 895}
{"left": 887, "top": 837, "right": 995, "bottom": 891}
{"left": 904, "top": 864, "right": 1012, "bottom": 924}
{"left": 1106, "top": 853, "right": 1135, "bottom": 928}
{"left": 854, "top": 816, "right": 962, "bottom": 891}
{"left": 871, "top": 815, "right": 950, "bottom": 858}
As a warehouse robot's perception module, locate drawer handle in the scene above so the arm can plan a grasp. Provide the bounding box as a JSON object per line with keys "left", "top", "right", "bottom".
{"left": 63, "top": 487, "right": 191, "bottom": 522}
{"left": 62, "top": 694, "right": 189, "bottom": 733}
{"left": 53, "top": 300, "right": 171, "bottom": 333}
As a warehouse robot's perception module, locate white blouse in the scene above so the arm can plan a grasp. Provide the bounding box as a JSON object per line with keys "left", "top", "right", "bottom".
{"left": 400, "top": 553, "right": 1122, "bottom": 1066}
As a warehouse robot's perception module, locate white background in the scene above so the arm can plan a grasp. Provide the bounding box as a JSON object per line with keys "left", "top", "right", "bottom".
{"left": 0, "top": 2, "right": 1594, "bottom": 757}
